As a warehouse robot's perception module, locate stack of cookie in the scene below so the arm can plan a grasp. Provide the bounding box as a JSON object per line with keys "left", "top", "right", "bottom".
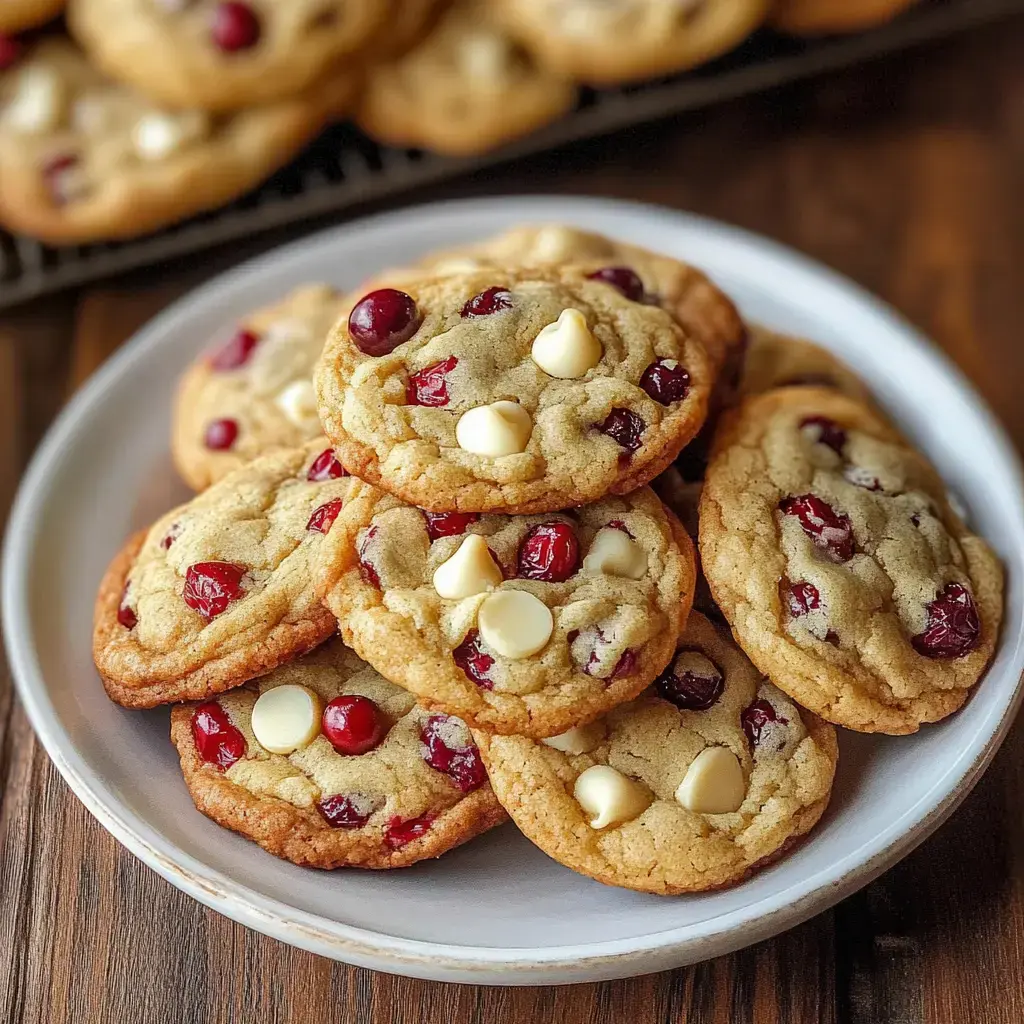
{"left": 92, "top": 223, "right": 1003, "bottom": 893}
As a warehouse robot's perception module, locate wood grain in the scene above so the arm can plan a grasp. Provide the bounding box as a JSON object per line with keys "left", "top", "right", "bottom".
{"left": 0, "top": 15, "right": 1022, "bottom": 1024}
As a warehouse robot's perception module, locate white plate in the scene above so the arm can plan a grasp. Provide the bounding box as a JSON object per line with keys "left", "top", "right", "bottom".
{"left": 5, "top": 197, "right": 1024, "bottom": 986}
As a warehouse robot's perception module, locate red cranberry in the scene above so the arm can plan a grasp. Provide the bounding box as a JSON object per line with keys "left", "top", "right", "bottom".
{"left": 423, "top": 510, "right": 479, "bottom": 541}
{"left": 160, "top": 523, "right": 182, "bottom": 550}
{"left": 191, "top": 702, "right": 246, "bottom": 770}
{"left": 844, "top": 465, "right": 882, "bottom": 492}
{"left": 606, "top": 648, "right": 637, "bottom": 679}
{"left": 348, "top": 289, "right": 421, "bottom": 356}
{"left": 461, "top": 286, "right": 512, "bottom": 318}
{"left": 307, "top": 497, "right": 343, "bottom": 534}
{"left": 204, "top": 418, "right": 238, "bottom": 451}
{"left": 581, "top": 632, "right": 637, "bottom": 680}
{"left": 911, "top": 582, "right": 981, "bottom": 659}
{"left": 322, "top": 695, "right": 387, "bottom": 755}
{"left": 209, "top": 328, "right": 259, "bottom": 370}
{"left": 586, "top": 266, "right": 645, "bottom": 302}
{"left": 358, "top": 525, "right": 382, "bottom": 588}
{"left": 786, "top": 580, "right": 821, "bottom": 617}
{"left": 384, "top": 814, "right": 434, "bottom": 850}
{"left": 307, "top": 447, "right": 347, "bottom": 481}
{"left": 607, "top": 519, "right": 631, "bottom": 536}
{"left": 117, "top": 584, "right": 137, "bottom": 629}
{"left": 317, "top": 794, "right": 375, "bottom": 829}
{"left": 453, "top": 630, "right": 494, "bottom": 689}
{"left": 407, "top": 355, "right": 457, "bottom": 406}
{"left": 183, "top": 561, "right": 246, "bottom": 620}
{"left": 779, "top": 494, "right": 855, "bottom": 562}
{"left": 741, "top": 699, "right": 788, "bottom": 749}
{"left": 516, "top": 522, "right": 579, "bottom": 582}
{"left": 42, "top": 154, "right": 80, "bottom": 206}
{"left": 599, "top": 408, "right": 645, "bottom": 454}
{"left": 639, "top": 358, "right": 690, "bottom": 406}
{"left": 0, "top": 34, "right": 22, "bottom": 71}
{"left": 655, "top": 656, "right": 724, "bottom": 711}
{"left": 420, "top": 715, "right": 486, "bottom": 792}
{"left": 211, "top": 1, "right": 261, "bottom": 52}
{"left": 800, "top": 416, "right": 846, "bottom": 455}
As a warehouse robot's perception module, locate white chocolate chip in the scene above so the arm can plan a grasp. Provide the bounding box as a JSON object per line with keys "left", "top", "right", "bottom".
{"left": 582, "top": 527, "right": 648, "bottom": 579}
{"left": 250, "top": 684, "right": 323, "bottom": 756}
{"left": 675, "top": 747, "right": 746, "bottom": 815}
{"left": 477, "top": 590, "right": 553, "bottom": 659}
{"left": 432, "top": 534, "right": 503, "bottom": 600}
{"left": 455, "top": 401, "right": 532, "bottom": 457}
{"left": 531, "top": 308, "right": 603, "bottom": 379}
{"left": 274, "top": 379, "right": 320, "bottom": 431}
{"left": 4, "top": 66, "right": 65, "bottom": 135}
{"left": 132, "top": 110, "right": 208, "bottom": 161}
{"left": 542, "top": 721, "right": 604, "bottom": 755}
{"left": 574, "top": 764, "right": 652, "bottom": 829}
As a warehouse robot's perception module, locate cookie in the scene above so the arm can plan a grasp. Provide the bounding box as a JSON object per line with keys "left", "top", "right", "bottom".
{"left": 171, "top": 637, "right": 508, "bottom": 869}
{"left": 0, "top": 39, "right": 355, "bottom": 244}
{"left": 314, "top": 264, "right": 715, "bottom": 514}
{"left": 699, "top": 387, "right": 1004, "bottom": 734}
{"left": 0, "top": 0, "right": 64, "bottom": 33}
{"left": 315, "top": 480, "right": 696, "bottom": 738}
{"left": 69, "top": 0, "right": 382, "bottom": 112}
{"left": 379, "top": 0, "right": 443, "bottom": 59}
{"left": 172, "top": 284, "right": 348, "bottom": 491}
{"left": 494, "top": 0, "right": 770, "bottom": 85}
{"left": 356, "top": 0, "right": 576, "bottom": 157}
{"left": 771, "top": 0, "right": 921, "bottom": 35}
{"left": 477, "top": 611, "right": 838, "bottom": 894}
{"left": 94, "top": 441, "right": 355, "bottom": 708}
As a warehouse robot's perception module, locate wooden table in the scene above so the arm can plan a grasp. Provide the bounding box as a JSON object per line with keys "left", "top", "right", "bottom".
{"left": 1, "top": 17, "right": 1022, "bottom": 1024}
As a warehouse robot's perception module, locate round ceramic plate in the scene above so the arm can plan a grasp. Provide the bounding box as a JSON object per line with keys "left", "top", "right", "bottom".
{"left": 4, "top": 197, "right": 1023, "bottom": 985}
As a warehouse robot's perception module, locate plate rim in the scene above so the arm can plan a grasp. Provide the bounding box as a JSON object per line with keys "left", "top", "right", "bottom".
{"left": 5, "top": 194, "right": 1024, "bottom": 982}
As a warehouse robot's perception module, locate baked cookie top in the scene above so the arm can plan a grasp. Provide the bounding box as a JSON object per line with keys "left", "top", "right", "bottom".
{"left": 0, "top": 0, "right": 64, "bottom": 33}
{"left": 314, "top": 264, "right": 714, "bottom": 514}
{"left": 356, "top": 0, "right": 576, "bottom": 157}
{"left": 494, "top": 0, "right": 770, "bottom": 84}
{"left": 0, "top": 38, "right": 354, "bottom": 244}
{"left": 94, "top": 441, "right": 355, "bottom": 708}
{"left": 172, "top": 284, "right": 347, "bottom": 491}
{"left": 171, "top": 637, "right": 507, "bottom": 869}
{"left": 69, "top": 0, "right": 381, "bottom": 111}
{"left": 316, "top": 480, "right": 696, "bottom": 738}
{"left": 477, "top": 611, "right": 838, "bottom": 894}
{"left": 699, "top": 387, "right": 1004, "bottom": 734}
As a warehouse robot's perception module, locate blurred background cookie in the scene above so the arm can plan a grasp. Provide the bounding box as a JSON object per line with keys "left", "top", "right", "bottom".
{"left": 0, "top": 0, "right": 65, "bottom": 34}
{"left": 771, "top": 0, "right": 922, "bottom": 34}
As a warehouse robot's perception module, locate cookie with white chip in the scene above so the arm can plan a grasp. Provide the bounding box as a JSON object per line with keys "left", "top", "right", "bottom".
{"left": 172, "top": 284, "right": 348, "bottom": 491}
{"left": 172, "top": 637, "right": 508, "bottom": 869}
{"left": 477, "top": 612, "right": 838, "bottom": 894}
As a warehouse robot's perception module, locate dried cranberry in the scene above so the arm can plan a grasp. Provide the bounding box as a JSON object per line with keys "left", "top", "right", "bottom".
{"left": 407, "top": 355, "right": 457, "bottom": 406}
{"left": 800, "top": 416, "right": 846, "bottom": 455}
{"left": 160, "top": 523, "right": 182, "bottom": 550}
{"left": 911, "top": 582, "right": 981, "bottom": 659}
{"left": 204, "top": 418, "right": 238, "bottom": 451}
{"left": 307, "top": 497, "right": 343, "bottom": 534}
{"left": 0, "top": 34, "right": 22, "bottom": 71}
{"left": 453, "top": 630, "right": 494, "bottom": 689}
{"left": 598, "top": 408, "right": 645, "bottom": 454}
{"left": 460, "top": 286, "right": 512, "bottom": 318}
{"left": 656, "top": 657, "right": 724, "bottom": 711}
{"left": 384, "top": 814, "right": 434, "bottom": 850}
{"left": 211, "top": 1, "right": 261, "bottom": 51}
{"left": 844, "top": 465, "right": 882, "bottom": 492}
{"left": 786, "top": 580, "right": 821, "bottom": 617}
{"left": 209, "top": 328, "right": 259, "bottom": 370}
{"left": 307, "top": 448, "right": 346, "bottom": 481}
{"left": 322, "top": 695, "right": 386, "bottom": 755}
{"left": 741, "top": 699, "right": 788, "bottom": 749}
{"left": 639, "top": 358, "right": 690, "bottom": 406}
{"left": 516, "top": 522, "right": 579, "bottom": 582}
{"left": 420, "top": 715, "right": 486, "bottom": 792}
{"left": 348, "top": 289, "right": 421, "bottom": 356}
{"left": 779, "top": 494, "right": 855, "bottom": 562}
{"left": 317, "top": 794, "right": 374, "bottom": 829}
{"left": 586, "top": 266, "right": 645, "bottom": 302}
{"left": 117, "top": 584, "right": 137, "bottom": 629}
{"left": 581, "top": 632, "right": 637, "bottom": 680}
{"left": 423, "top": 510, "right": 479, "bottom": 541}
{"left": 358, "top": 525, "right": 382, "bottom": 588}
{"left": 183, "top": 561, "right": 246, "bottom": 620}
{"left": 191, "top": 702, "right": 246, "bottom": 770}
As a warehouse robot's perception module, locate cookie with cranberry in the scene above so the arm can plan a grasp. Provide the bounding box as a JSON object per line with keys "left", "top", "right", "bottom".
{"left": 172, "top": 284, "right": 347, "bottom": 491}
{"left": 316, "top": 480, "right": 696, "bottom": 738}
{"left": 94, "top": 441, "right": 355, "bottom": 708}
{"left": 700, "top": 387, "right": 1003, "bottom": 734}
{"left": 0, "top": 39, "right": 355, "bottom": 245}
{"left": 69, "top": 0, "right": 380, "bottom": 113}
{"left": 0, "top": 0, "right": 64, "bottom": 33}
{"left": 477, "top": 611, "right": 837, "bottom": 894}
{"left": 493, "top": 0, "right": 769, "bottom": 85}
{"left": 356, "top": 0, "right": 576, "bottom": 157}
{"left": 171, "top": 637, "right": 508, "bottom": 869}
{"left": 771, "top": 0, "right": 920, "bottom": 35}
{"left": 314, "top": 265, "right": 714, "bottom": 514}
